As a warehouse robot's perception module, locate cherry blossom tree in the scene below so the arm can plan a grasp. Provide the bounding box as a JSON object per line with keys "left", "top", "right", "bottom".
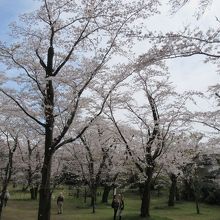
{"left": 0, "top": 121, "right": 19, "bottom": 220}
{"left": 0, "top": 1, "right": 161, "bottom": 219}
{"left": 106, "top": 64, "right": 189, "bottom": 217}
{"left": 169, "top": 0, "right": 213, "bottom": 17}
{"left": 64, "top": 118, "right": 123, "bottom": 213}
{"left": 158, "top": 132, "right": 203, "bottom": 207}
{"left": 133, "top": 0, "right": 219, "bottom": 73}
{"left": 17, "top": 133, "right": 42, "bottom": 200}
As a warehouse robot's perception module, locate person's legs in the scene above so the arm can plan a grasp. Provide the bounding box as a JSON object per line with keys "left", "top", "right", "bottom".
{"left": 57, "top": 202, "right": 62, "bottom": 214}
{"left": 113, "top": 208, "right": 117, "bottom": 220}
{"left": 4, "top": 199, "right": 7, "bottom": 207}
{"left": 60, "top": 202, "right": 63, "bottom": 214}
{"left": 57, "top": 204, "right": 60, "bottom": 214}
{"left": 118, "top": 208, "right": 122, "bottom": 220}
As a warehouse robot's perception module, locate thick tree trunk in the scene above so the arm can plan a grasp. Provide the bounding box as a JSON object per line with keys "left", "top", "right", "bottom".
{"left": 140, "top": 169, "right": 153, "bottom": 218}
{"left": 168, "top": 174, "right": 177, "bottom": 206}
{"left": 37, "top": 65, "right": 54, "bottom": 220}
{"left": 38, "top": 154, "right": 52, "bottom": 220}
{"left": 101, "top": 185, "right": 111, "bottom": 203}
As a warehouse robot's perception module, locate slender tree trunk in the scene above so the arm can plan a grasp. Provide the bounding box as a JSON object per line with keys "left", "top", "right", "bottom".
{"left": 76, "top": 188, "right": 80, "bottom": 199}
{"left": 90, "top": 186, "right": 97, "bottom": 213}
{"left": 0, "top": 187, "right": 6, "bottom": 220}
{"left": 193, "top": 180, "right": 200, "bottom": 215}
{"left": 30, "top": 186, "right": 38, "bottom": 200}
{"left": 176, "top": 185, "right": 180, "bottom": 201}
{"left": 168, "top": 174, "right": 177, "bottom": 206}
{"left": 0, "top": 188, "right": 8, "bottom": 220}
{"left": 140, "top": 169, "right": 153, "bottom": 218}
{"left": 30, "top": 187, "right": 35, "bottom": 200}
{"left": 194, "top": 185, "right": 200, "bottom": 214}
{"left": 0, "top": 139, "right": 17, "bottom": 220}
{"left": 35, "top": 186, "right": 38, "bottom": 200}
{"left": 84, "top": 187, "right": 87, "bottom": 203}
{"left": 102, "top": 185, "right": 111, "bottom": 203}
{"left": 0, "top": 179, "right": 9, "bottom": 219}
{"left": 0, "top": 199, "right": 4, "bottom": 220}
{"left": 195, "top": 196, "right": 200, "bottom": 214}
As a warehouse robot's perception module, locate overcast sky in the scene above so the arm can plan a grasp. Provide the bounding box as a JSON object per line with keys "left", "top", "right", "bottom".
{"left": 0, "top": 0, "right": 219, "bottom": 111}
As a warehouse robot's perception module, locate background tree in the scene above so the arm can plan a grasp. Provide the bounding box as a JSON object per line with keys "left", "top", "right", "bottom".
{"left": 169, "top": 0, "right": 213, "bottom": 17}
{"left": 158, "top": 132, "right": 203, "bottom": 207}
{"left": 0, "top": 121, "right": 19, "bottom": 220}
{"left": 64, "top": 118, "right": 123, "bottom": 213}
{"left": 17, "top": 133, "right": 42, "bottom": 200}
{"left": 106, "top": 64, "right": 189, "bottom": 218}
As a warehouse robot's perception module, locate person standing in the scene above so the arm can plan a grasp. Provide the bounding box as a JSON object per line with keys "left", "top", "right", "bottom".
{"left": 111, "top": 193, "right": 124, "bottom": 220}
{"left": 4, "top": 190, "right": 10, "bottom": 207}
{"left": 57, "top": 192, "right": 64, "bottom": 214}
{"left": 117, "top": 194, "right": 124, "bottom": 220}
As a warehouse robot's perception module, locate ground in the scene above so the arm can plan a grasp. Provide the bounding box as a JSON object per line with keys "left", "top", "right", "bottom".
{"left": 1, "top": 188, "right": 220, "bottom": 220}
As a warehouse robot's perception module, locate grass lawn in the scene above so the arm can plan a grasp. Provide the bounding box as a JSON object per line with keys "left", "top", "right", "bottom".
{"left": 1, "top": 189, "right": 220, "bottom": 220}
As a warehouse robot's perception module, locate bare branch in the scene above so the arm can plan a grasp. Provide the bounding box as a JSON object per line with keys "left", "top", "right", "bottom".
{"left": 0, "top": 89, "right": 46, "bottom": 127}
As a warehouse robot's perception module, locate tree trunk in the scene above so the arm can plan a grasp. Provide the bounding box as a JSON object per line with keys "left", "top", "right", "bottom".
{"left": 84, "top": 187, "right": 87, "bottom": 203}
{"left": 30, "top": 186, "right": 38, "bottom": 200}
{"left": 37, "top": 154, "right": 53, "bottom": 220}
{"left": 168, "top": 174, "right": 177, "bottom": 206}
{"left": 0, "top": 192, "right": 5, "bottom": 220}
{"left": 38, "top": 71, "right": 54, "bottom": 220}
{"left": 90, "top": 186, "right": 97, "bottom": 213}
{"left": 0, "top": 189, "right": 8, "bottom": 220}
{"left": 30, "top": 188, "right": 35, "bottom": 200}
{"left": 34, "top": 186, "right": 38, "bottom": 200}
{"left": 182, "top": 179, "right": 194, "bottom": 201}
{"left": 102, "top": 185, "right": 111, "bottom": 203}
{"left": 193, "top": 180, "right": 200, "bottom": 215}
{"left": 76, "top": 188, "right": 80, "bottom": 199}
{"left": 0, "top": 205, "right": 3, "bottom": 220}
{"left": 0, "top": 141, "right": 17, "bottom": 220}
{"left": 195, "top": 196, "right": 200, "bottom": 214}
{"left": 140, "top": 168, "right": 153, "bottom": 218}
{"left": 0, "top": 176, "right": 10, "bottom": 219}
{"left": 176, "top": 185, "right": 180, "bottom": 201}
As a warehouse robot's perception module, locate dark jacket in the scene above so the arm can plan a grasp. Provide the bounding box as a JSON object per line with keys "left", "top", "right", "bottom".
{"left": 57, "top": 195, "right": 64, "bottom": 204}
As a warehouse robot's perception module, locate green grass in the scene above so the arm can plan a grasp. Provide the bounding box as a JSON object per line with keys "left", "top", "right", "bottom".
{"left": 2, "top": 189, "right": 220, "bottom": 220}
